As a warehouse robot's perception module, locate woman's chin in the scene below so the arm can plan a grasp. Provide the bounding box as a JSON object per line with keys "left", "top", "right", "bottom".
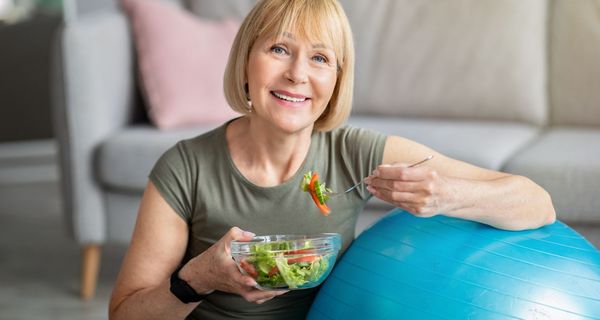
{"left": 270, "top": 117, "right": 315, "bottom": 135}
{"left": 250, "top": 110, "right": 317, "bottom": 135}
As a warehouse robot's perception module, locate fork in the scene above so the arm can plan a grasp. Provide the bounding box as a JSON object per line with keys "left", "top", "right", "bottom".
{"left": 329, "top": 155, "right": 434, "bottom": 197}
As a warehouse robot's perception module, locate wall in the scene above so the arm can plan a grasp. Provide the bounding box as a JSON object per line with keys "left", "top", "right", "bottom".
{"left": 0, "top": 0, "right": 172, "bottom": 143}
{"left": 0, "top": 0, "right": 118, "bottom": 143}
{"left": 0, "top": 12, "right": 60, "bottom": 143}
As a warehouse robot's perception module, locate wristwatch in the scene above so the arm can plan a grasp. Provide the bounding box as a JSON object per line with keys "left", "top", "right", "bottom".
{"left": 169, "top": 265, "right": 209, "bottom": 303}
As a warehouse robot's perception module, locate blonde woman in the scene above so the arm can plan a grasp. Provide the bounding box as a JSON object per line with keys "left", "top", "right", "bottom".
{"left": 109, "top": 0, "right": 555, "bottom": 319}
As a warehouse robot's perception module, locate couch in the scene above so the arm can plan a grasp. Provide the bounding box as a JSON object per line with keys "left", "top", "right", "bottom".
{"left": 52, "top": 0, "right": 600, "bottom": 299}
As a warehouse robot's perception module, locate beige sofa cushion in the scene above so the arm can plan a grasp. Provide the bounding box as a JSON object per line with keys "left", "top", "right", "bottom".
{"left": 503, "top": 128, "right": 600, "bottom": 223}
{"left": 550, "top": 0, "right": 600, "bottom": 127}
{"left": 342, "top": 0, "right": 548, "bottom": 125}
{"left": 347, "top": 116, "right": 540, "bottom": 171}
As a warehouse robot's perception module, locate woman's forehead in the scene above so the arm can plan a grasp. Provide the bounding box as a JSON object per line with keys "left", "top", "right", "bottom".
{"left": 265, "top": 31, "right": 336, "bottom": 51}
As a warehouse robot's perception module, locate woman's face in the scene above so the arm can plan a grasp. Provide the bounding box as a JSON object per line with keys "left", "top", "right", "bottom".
{"left": 246, "top": 32, "right": 338, "bottom": 134}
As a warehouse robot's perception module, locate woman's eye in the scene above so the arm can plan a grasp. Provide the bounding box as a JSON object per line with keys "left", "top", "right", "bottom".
{"left": 312, "top": 55, "right": 328, "bottom": 64}
{"left": 271, "top": 46, "right": 287, "bottom": 55}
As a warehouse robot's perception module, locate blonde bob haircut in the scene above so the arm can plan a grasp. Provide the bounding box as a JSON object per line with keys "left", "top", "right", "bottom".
{"left": 223, "top": 0, "right": 355, "bottom": 132}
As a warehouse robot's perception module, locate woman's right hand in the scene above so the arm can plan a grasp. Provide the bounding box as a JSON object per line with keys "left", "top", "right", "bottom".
{"left": 178, "top": 227, "right": 287, "bottom": 304}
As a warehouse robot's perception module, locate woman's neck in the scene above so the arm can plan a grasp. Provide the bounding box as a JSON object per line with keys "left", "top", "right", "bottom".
{"left": 226, "top": 117, "right": 313, "bottom": 187}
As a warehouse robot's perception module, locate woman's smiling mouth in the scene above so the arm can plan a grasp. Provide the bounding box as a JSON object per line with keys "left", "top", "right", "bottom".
{"left": 271, "top": 90, "right": 311, "bottom": 103}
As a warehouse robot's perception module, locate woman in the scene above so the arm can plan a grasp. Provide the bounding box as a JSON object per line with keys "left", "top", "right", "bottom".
{"left": 109, "top": 0, "right": 556, "bottom": 319}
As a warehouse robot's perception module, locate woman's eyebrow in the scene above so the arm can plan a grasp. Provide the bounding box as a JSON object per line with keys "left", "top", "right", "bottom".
{"left": 280, "top": 32, "right": 333, "bottom": 51}
{"left": 312, "top": 43, "right": 329, "bottom": 50}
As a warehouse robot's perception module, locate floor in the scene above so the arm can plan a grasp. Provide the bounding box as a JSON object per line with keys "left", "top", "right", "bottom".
{"left": 0, "top": 140, "right": 598, "bottom": 320}
{"left": 0, "top": 140, "right": 122, "bottom": 320}
{"left": 0, "top": 182, "right": 119, "bottom": 320}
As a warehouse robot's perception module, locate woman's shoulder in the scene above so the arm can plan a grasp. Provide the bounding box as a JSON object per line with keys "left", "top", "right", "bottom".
{"left": 184, "top": 123, "right": 226, "bottom": 145}
{"left": 182, "top": 123, "right": 227, "bottom": 148}
{"left": 161, "top": 123, "right": 228, "bottom": 163}
{"left": 319, "top": 124, "right": 386, "bottom": 143}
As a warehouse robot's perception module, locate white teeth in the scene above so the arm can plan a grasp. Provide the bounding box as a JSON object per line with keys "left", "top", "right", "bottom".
{"left": 272, "top": 91, "right": 306, "bottom": 102}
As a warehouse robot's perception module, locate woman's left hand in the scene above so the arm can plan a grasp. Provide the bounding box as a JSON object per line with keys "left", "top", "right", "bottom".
{"left": 365, "top": 163, "right": 456, "bottom": 217}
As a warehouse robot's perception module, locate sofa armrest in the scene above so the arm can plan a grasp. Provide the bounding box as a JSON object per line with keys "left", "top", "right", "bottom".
{"left": 52, "top": 11, "right": 136, "bottom": 244}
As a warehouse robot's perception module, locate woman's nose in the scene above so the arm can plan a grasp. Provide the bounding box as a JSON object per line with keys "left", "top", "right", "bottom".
{"left": 284, "top": 57, "right": 309, "bottom": 84}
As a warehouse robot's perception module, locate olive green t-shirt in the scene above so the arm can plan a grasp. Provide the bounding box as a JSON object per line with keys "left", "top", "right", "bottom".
{"left": 150, "top": 122, "right": 386, "bottom": 320}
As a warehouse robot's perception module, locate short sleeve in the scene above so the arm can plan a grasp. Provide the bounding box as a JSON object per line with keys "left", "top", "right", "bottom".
{"left": 149, "top": 142, "right": 195, "bottom": 222}
{"left": 338, "top": 126, "right": 387, "bottom": 199}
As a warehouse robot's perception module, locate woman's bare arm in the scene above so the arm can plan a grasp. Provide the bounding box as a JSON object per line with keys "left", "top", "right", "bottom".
{"left": 365, "top": 136, "right": 556, "bottom": 230}
{"left": 108, "top": 181, "right": 199, "bottom": 319}
{"left": 109, "top": 182, "right": 287, "bottom": 319}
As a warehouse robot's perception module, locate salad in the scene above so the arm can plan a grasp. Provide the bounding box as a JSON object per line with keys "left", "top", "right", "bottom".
{"left": 301, "top": 171, "right": 332, "bottom": 215}
{"left": 238, "top": 240, "right": 331, "bottom": 289}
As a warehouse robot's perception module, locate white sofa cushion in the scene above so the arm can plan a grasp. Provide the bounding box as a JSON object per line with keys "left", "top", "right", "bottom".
{"left": 343, "top": 0, "right": 548, "bottom": 125}
{"left": 503, "top": 128, "right": 600, "bottom": 223}
{"left": 550, "top": 0, "right": 600, "bottom": 127}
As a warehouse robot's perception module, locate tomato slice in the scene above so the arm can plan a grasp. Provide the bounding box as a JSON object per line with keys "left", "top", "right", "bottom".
{"left": 268, "top": 266, "right": 279, "bottom": 277}
{"left": 310, "top": 189, "right": 331, "bottom": 215}
{"left": 309, "top": 172, "right": 318, "bottom": 191}
{"left": 284, "top": 248, "right": 319, "bottom": 264}
{"left": 287, "top": 255, "right": 319, "bottom": 264}
{"left": 309, "top": 173, "right": 331, "bottom": 216}
{"left": 285, "top": 248, "right": 317, "bottom": 255}
{"left": 239, "top": 259, "right": 258, "bottom": 278}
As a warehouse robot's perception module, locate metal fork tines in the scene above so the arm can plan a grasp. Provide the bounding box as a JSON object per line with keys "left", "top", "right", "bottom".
{"left": 329, "top": 180, "right": 364, "bottom": 198}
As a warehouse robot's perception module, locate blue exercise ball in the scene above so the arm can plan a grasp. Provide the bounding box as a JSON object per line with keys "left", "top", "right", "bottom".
{"left": 308, "top": 209, "right": 600, "bottom": 320}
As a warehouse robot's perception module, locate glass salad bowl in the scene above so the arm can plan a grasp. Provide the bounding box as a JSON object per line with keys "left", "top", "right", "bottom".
{"left": 231, "top": 233, "right": 342, "bottom": 290}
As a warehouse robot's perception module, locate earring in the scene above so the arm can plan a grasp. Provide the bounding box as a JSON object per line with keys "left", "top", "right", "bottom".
{"left": 247, "top": 101, "right": 253, "bottom": 113}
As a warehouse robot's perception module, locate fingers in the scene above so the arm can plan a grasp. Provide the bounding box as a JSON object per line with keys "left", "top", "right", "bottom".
{"left": 366, "top": 179, "right": 422, "bottom": 193}
{"left": 366, "top": 164, "right": 439, "bottom": 194}
{"left": 369, "top": 187, "right": 419, "bottom": 203}
{"left": 231, "top": 265, "right": 258, "bottom": 287}
{"left": 366, "top": 164, "right": 442, "bottom": 217}
{"left": 368, "top": 187, "right": 425, "bottom": 209}
{"left": 241, "top": 289, "right": 288, "bottom": 304}
{"left": 226, "top": 226, "right": 256, "bottom": 242}
{"left": 368, "top": 186, "right": 436, "bottom": 217}
{"left": 190, "top": 227, "right": 292, "bottom": 305}
{"left": 220, "top": 227, "right": 291, "bottom": 304}
{"left": 222, "top": 227, "right": 255, "bottom": 256}
{"left": 373, "top": 163, "right": 431, "bottom": 181}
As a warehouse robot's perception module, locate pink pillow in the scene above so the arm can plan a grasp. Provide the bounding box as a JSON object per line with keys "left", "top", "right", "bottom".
{"left": 121, "top": 0, "right": 240, "bottom": 129}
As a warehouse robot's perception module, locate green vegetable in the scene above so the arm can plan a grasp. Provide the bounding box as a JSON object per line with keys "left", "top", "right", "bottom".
{"left": 313, "top": 180, "right": 331, "bottom": 205}
{"left": 245, "top": 241, "right": 330, "bottom": 289}
{"left": 300, "top": 171, "right": 312, "bottom": 192}
{"left": 301, "top": 171, "right": 333, "bottom": 215}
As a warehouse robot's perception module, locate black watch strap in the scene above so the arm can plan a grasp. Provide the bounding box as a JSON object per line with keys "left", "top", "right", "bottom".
{"left": 169, "top": 265, "right": 208, "bottom": 303}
